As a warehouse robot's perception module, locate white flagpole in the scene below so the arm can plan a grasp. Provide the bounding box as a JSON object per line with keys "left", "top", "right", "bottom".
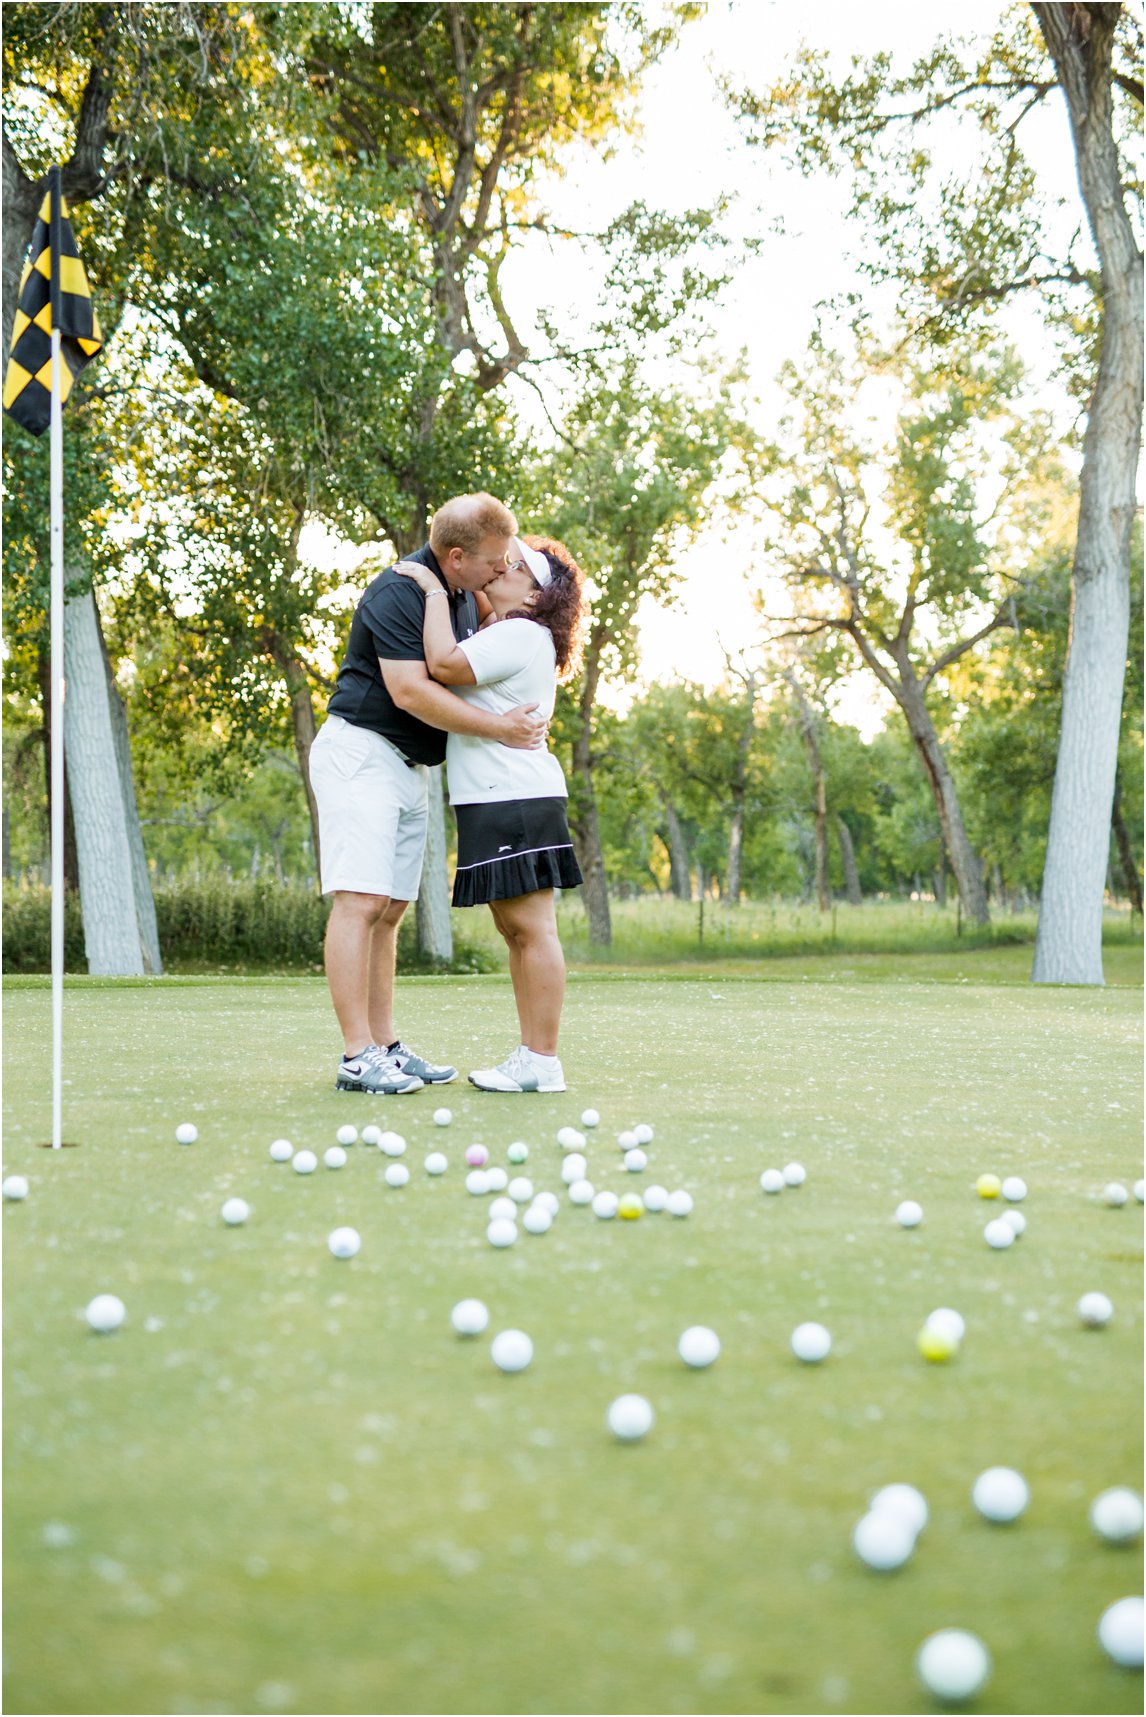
{"left": 49, "top": 211, "right": 65, "bottom": 1151}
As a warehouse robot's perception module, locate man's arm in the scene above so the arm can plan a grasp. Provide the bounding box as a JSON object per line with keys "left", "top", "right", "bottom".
{"left": 380, "top": 659, "right": 546, "bottom": 749}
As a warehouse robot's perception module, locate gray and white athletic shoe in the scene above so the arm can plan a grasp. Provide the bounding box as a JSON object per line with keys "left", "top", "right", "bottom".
{"left": 388, "top": 1042, "right": 458, "bottom": 1085}
{"left": 336, "top": 1045, "right": 423, "bottom": 1095}
{"left": 469, "top": 1047, "right": 566, "bottom": 1094}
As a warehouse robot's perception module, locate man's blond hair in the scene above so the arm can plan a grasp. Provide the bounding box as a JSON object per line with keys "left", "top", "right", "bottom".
{"left": 429, "top": 492, "right": 517, "bottom": 556}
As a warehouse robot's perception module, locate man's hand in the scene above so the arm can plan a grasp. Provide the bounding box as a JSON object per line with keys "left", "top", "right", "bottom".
{"left": 499, "top": 703, "right": 548, "bottom": 749}
{"left": 393, "top": 559, "right": 440, "bottom": 595}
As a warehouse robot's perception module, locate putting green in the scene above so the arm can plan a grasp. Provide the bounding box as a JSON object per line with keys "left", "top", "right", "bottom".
{"left": 3, "top": 971, "right": 1142, "bottom": 1715}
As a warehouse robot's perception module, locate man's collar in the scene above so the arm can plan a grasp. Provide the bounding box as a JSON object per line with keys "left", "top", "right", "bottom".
{"left": 421, "top": 544, "right": 460, "bottom": 599}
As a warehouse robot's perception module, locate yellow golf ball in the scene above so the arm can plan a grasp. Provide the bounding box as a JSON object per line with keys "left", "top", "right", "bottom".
{"left": 917, "top": 1325, "right": 958, "bottom": 1363}
{"left": 618, "top": 1195, "right": 644, "bottom": 1221}
{"left": 976, "top": 1173, "right": 1001, "bottom": 1199}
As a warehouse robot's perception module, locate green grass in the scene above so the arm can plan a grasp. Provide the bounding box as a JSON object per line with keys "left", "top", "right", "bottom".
{"left": 3, "top": 968, "right": 1143, "bottom": 1715}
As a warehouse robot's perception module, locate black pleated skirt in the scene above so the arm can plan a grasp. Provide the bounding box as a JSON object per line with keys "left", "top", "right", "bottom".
{"left": 453, "top": 797, "right": 583, "bottom": 906}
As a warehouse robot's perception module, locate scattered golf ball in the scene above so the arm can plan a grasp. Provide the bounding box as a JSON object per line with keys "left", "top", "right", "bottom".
{"left": 508, "top": 1177, "right": 533, "bottom": 1204}
{"left": 490, "top": 1329, "right": 532, "bottom": 1372}
{"left": 643, "top": 1185, "right": 668, "bottom": 1213}
{"left": 972, "top": 1467, "right": 1029, "bottom": 1524}
{"left": 379, "top": 1131, "right": 406, "bottom": 1158}
{"left": 678, "top": 1326, "right": 720, "bottom": 1368}
{"left": 328, "top": 1226, "right": 360, "bottom": 1259}
{"left": 1078, "top": 1292, "right": 1114, "bottom": 1327}
{"left": 976, "top": 1173, "right": 1001, "bottom": 1198}
{"left": 783, "top": 1162, "right": 806, "bottom": 1186}
{"left": 666, "top": 1190, "right": 693, "bottom": 1218}
{"left": 607, "top": 1394, "right": 654, "bottom": 1441}
{"left": 870, "top": 1484, "right": 928, "bottom": 1537}
{"left": 917, "top": 1324, "right": 958, "bottom": 1363}
{"left": 1090, "top": 1489, "right": 1144, "bottom": 1545}
{"left": 791, "top": 1322, "right": 831, "bottom": 1363}
{"left": 522, "top": 1204, "right": 553, "bottom": 1235}
{"left": 84, "top": 1294, "right": 126, "bottom": 1333}
{"left": 592, "top": 1191, "right": 619, "bottom": 1220}
{"left": 580, "top": 1109, "right": 600, "bottom": 1130}
{"left": 485, "top": 1168, "right": 508, "bottom": 1192}
{"left": 489, "top": 1197, "right": 517, "bottom": 1221}
{"left": 425, "top": 1152, "right": 448, "bottom": 1175}
{"left": 984, "top": 1217, "right": 1015, "bottom": 1249}
{"left": 335, "top": 1124, "right": 358, "bottom": 1146}
{"left": 623, "top": 1149, "right": 647, "bottom": 1173}
{"left": 925, "top": 1308, "right": 965, "bottom": 1344}
{"left": 561, "top": 1154, "right": 587, "bottom": 1185}
{"left": 760, "top": 1169, "right": 785, "bottom": 1195}
{"left": 632, "top": 1123, "right": 654, "bottom": 1146}
{"left": 487, "top": 1217, "right": 517, "bottom": 1249}
{"left": 506, "top": 1142, "right": 529, "bottom": 1164}
{"left": 617, "top": 1130, "right": 639, "bottom": 1151}
{"left": 556, "top": 1127, "right": 584, "bottom": 1151}
{"left": 292, "top": 1150, "right": 317, "bottom": 1175}
{"left": 465, "top": 1169, "right": 490, "bottom": 1196}
{"left": 3, "top": 1175, "right": 29, "bottom": 1202}
{"left": 895, "top": 1200, "right": 923, "bottom": 1228}
{"left": 534, "top": 1191, "right": 560, "bottom": 1216}
{"left": 324, "top": 1146, "right": 347, "bottom": 1170}
{"left": 1097, "top": 1597, "right": 1144, "bottom": 1668}
{"left": 450, "top": 1298, "right": 488, "bottom": 1337}
{"left": 360, "top": 1124, "right": 382, "bottom": 1146}
{"left": 915, "top": 1630, "right": 991, "bottom": 1701}
{"left": 1134, "top": 1179, "right": 1144, "bottom": 1203}
{"left": 1002, "top": 1208, "right": 1026, "bottom": 1237}
{"left": 1104, "top": 1182, "right": 1129, "bottom": 1207}
{"left": 618, "top": 1194, "right": 643, "bottom": 1220}
{"left": 1001, "top": 1176, "right": 1027, "bottom": 1201}
{"left": 853, "top": 1511, "right": 915, "bottom": 1571}
{"left": 220, "top": 1198, "right": 250, "bottom": 1226}
{"left": 384, "top": 1163, "right": 409, "bottom": 1188}
{"left": 465, "top": 1145, "right": 489, "bottom": 1168}
{"left": 175, "top": 1123, "right": 198, "bottom": 1145}
{"left": 269, "top": 1139, "right": 293, "bottom": 1162}
{"left": 433, "top": 1108, "right": 452, "bottom": 1127}
{"left": 569, "top": 1179, "right": 596, "bottom": 1206}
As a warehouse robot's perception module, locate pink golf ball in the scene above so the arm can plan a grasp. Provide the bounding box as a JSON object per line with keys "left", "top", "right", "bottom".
{"left": 465, "top": 1145, "right": 489, "bottom": 1168}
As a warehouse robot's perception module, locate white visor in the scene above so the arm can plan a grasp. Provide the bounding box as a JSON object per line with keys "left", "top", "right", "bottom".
{"left": 515, "top": 540, "right": 551, "bottom": 588}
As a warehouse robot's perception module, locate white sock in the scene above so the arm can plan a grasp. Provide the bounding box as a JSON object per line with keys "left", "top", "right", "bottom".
{"left": 527, "top": 1048, "right": 559, "bottom": 1069}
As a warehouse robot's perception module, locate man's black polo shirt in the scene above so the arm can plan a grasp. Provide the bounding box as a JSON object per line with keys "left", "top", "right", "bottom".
{"left": 326, "top": 544, "right": 480, "bottom": 766}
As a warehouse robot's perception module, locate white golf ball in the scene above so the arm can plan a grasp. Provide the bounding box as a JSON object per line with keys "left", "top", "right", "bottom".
{"left": 623, "top": 1149, "right": 647, "bottom": 1173}
{"left": 534, "top": 1191, "right": 560, "bottom": 1216}
{"left": 506, "top": 1142, "right": 529, "bottom": 1164}
{"left": 379, "top": 1131, "right": 406, "bottom": 1158}
{"left": 1090, "top": 1488, "right": 1144, "bottom": 1545}
{"left": 335, "top": 1124, "right": 358, "bottom": 1146}
{"left": 269, "top": 1138, "right": 293, "bottom": 1162}
{"left": 292, "top": 1150, "right": 318, "bottom": 1175}
{"left": 490, "top": 1329, "right": 532, "bottom": 1372}
{"left": 1104, "top": 1182, "right": 1129, "bottom": 1207}
{"left": 384, "top": 1162, "right": 409, "bottom": 1188}
{"left": 175, "top": 1123, "right": 198, "bottom": 1145}
{"left": 632, "top": 1124, "right": 654, "bottom": 1146}
{"left": 84, "top": 1294, "right": 126, "bottom": 1333}
{"left": 425, "top": 1152, "right": 448, "bottom": 1175}
{"left": 617, "top": 1130, "right": 639, "bottom": 1151}
{"left": 360, "top": 1124, "right": 382, "bottom": 1146}
{"left": 568, "top": 1179, "right": 595, "bottom": 1206}
{"left": 3, "top": 1175, "right": 29, "bottom": 1202}
{"left": 607, "top": 1393, "right": 654, "bottom": 1441}
{"left": 1097, "top": 1597, "right": 1144, "bottom": 1668}
{"left": 489, "top": 1197, "right": 517, "bottom": 1221}
{"left": 984, "top": 1217, "right": 1015, "bottom": 1249}
{"left": 556, "top": 1126, "right": 584, "bottom": 1151}
{"left": 895, "top": 1200, "right": 923, "bottom": 1228}
{"left": 324, "top": 1146, "right": 347, "bottom": 1170}
{"left": 328, "top": 1226, "right": 360, "bottom": 1259}
{"left": 450, "top": 1298, "right": 489, "bottom": 1337}
{"left": 561, "top": 1154, "right": 587, "bottom": 1185}
{"left": 1078, "top": 1291, "right": 1114, "bottom": 1327}
{"left": 487, "top": 1217, "right": 518, "bottom": 1248}
{"left": 760, "top": 1169, "right": 785, "bottom": 1195}
{"left": 508, "top": 1177, "right": 533, "bottom": 1204}
{"left": 1002, "top": 1208, "right": 1026, "bottom": 1236}
{"left": 1001, "top": 1176, "right": 1027, "bottom": 1201}
{"left": 853, "top": 1510, "right": 915, "bottom": 1571}
{"left": 643, "top": 1185, "right": 668, "bottom": 1212}
{"left": 433, "top": 1108, "right": 452, "bottom": 1127}
{"left": 791, "top": 1322, "right": 831, "bottom": 1363}
{"left": 870, "top": 1485, "right": 929, "bottom": 1537}
{"left": 465, "top": 1169, "right": 491, "bottom": 1196}
{"left": 1134, "top": 1179, "right": 1144, "bottom": 1203}
{"left": 783, "top": 1162, "right": 806, "bottom": 1186}
{"left": 972, "top": 1466, "right": 1029, "bottom": 1523}
{"left": 485, "top": 1167, "right": 508, "bottom": 1193}
{"left": 916, "top": 1630, "right": 991, "bottom": 1701}
{"left": 522, "top": 1204, "right": 553, "bottom": 1235}
{"left": 592, "top": 1191, "right": 619, "bottom": 1220}
{"left": 221, "top": 1198, "right": 249, "bottom": 1226}
{"left": 580, "top": 1109, "right": 600, "bottom": 1130}
{"left": 666, "top": 1190, "right": 693, "bottom": 1218}
{"left": 678, "top": 1326, "right": 720, "bottom": 1368}
{"left": 925, "top": 1308, "right": 965, "bottom": 1345}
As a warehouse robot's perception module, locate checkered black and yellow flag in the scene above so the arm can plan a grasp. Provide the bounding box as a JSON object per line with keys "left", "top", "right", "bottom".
{"left": 3, "top": 175, "right": 102, "bottom": 437}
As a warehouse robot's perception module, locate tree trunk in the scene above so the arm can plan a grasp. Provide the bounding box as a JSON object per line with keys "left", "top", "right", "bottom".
{"left": 1, "top": 147, "right": 42, "bottom": 357}
{"left": 1111, "top": 777, "right": 1143, "bottom": 914}
{"left": 37, "top": 640, "right": 79, "bottom": 890}
{"left": 1031, "top": 4, "right": 1144, "bottom": 985}
{"left": 661, "top": 798, "right": 693, "bottom": 899}
{"left": 64, "top": 588, "right": 146, "bottom": 975}
{"left": 896, "top": 665, "right": 990, "bottom": 925}
{"left": 99, "top": 610, "right": 162, "bottom": 973}
{"left": 415, "top": 765, "right": 453, "bottom": 962}
{"left": 726, "top": 797, "right": 745, "bottom": 906}
{"left": 836, "top": 816, "right": 862, "bottom": 904}
{"left": 263, "top": 629, "right": 321, "bottom": 878}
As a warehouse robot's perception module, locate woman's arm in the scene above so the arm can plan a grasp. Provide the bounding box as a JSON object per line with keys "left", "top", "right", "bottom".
{"left": 393, "top": 561, "right": 476, "bottom": 686}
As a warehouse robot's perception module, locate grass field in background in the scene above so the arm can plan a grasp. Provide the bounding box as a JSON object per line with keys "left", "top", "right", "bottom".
{"left": 3, "top": 966, "right": 1143, "bottom": 1715}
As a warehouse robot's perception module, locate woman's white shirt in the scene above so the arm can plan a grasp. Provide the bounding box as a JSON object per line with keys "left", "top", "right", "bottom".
{"left": 446, "top": 618, "right": 568, "bottom": 806}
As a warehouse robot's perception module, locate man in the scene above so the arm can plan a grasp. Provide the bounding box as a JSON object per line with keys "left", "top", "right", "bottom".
{"left": 310, "top": 491, "right": 546, "bottom": 1094}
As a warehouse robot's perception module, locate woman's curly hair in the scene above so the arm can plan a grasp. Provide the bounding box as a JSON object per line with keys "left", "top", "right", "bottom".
{"left": 507, "top": 535, "right": 587, "bottom": 680}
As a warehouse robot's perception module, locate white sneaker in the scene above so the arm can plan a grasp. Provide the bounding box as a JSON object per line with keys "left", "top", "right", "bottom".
{"left": 469, "top": 1047, "right": 566, "bottom": 1094}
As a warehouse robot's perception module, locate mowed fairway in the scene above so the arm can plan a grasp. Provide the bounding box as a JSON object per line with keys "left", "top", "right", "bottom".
{"left": 3, "top": 966, "right": 1143, "bottom": 1716}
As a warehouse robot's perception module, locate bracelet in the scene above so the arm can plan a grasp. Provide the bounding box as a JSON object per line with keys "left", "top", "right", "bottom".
{"left": 424, "top": 588, "right": 448, "bottom": 599}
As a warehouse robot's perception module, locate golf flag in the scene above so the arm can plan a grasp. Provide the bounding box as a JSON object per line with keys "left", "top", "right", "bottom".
{"left": 3, "top": 180, "right": 102, "bottom": 436}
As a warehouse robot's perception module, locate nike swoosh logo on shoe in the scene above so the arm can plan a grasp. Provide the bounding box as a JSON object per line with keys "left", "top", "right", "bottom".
{"left": 342, "top": 1063, "right": 362, "bottom": 1077}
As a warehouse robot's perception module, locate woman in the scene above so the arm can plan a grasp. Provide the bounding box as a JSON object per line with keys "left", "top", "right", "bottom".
{"left": 395, "top": 537, "right": 586, "bottom": 1093}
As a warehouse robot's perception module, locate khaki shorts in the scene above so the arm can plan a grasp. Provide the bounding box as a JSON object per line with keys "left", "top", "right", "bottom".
{"left": 310, "top": 715, "right": 428, "bottom": 899}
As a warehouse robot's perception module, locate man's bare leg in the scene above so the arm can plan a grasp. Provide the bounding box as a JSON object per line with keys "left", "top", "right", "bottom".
{"left": 367, "top": 898, "right": 410, "bottom": 1049}
{"left": 324, "top": 890, "right": 389, "bottom": 1054}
